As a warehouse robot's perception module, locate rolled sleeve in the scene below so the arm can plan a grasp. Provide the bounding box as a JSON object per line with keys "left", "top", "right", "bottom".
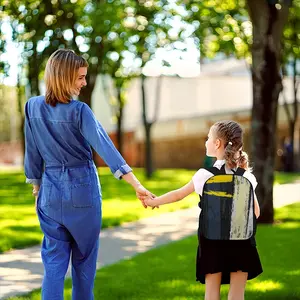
{"left": 114, "top": 164, "right": 132, "bottom": 179}
{"left": 26, "top": 178, "right": 42, "bottom": 185}
{"left": 79, "top": 103, "right": 132, "bottom": 179}
{"left": 24, "top": 102, "right": 43, "bottom": 185}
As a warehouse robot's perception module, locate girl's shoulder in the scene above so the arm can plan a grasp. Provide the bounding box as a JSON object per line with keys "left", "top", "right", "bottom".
{"left": 192, "top": 168, "right": 215, "bottom": 196}
{"left": 193, "top": 168, "right": 215, "bottom": 180}
{"left": 242, "top": 170, "right": 258, "bottom": 190}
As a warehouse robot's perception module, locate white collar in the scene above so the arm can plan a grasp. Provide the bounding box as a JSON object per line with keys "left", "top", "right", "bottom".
{"left": 213, "top": 159, "right": 226, "bottom": 168}
{"left": 213, "top": 159, "right": 238, "bottom": 172}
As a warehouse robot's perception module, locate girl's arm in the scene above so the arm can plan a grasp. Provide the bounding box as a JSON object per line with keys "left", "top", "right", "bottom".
{"left": 254, "top": 193, "right": 260, "bottom": 219}
{"left": 145, "top": 181, "right": 195, "bottom": 207}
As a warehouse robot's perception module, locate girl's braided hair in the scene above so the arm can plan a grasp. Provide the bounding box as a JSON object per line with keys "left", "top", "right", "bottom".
{"left": 212, "top": 120, "right": 250, "bottom": 170}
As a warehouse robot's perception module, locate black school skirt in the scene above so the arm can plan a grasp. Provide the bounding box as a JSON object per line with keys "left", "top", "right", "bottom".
{"left": 196, "top": 235, "right": 263, "bottom": 284}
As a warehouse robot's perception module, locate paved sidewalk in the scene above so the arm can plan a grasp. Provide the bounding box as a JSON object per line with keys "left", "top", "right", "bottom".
{"left": 1, "top": 183, "right": 300, "bottom": 299}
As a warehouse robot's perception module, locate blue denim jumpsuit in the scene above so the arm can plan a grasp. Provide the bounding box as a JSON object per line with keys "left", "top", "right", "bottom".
{"left": 24, "top": 96, "right": 132, "bottom": 300}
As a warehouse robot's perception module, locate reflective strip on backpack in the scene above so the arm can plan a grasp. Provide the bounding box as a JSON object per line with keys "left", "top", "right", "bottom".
{"left": 230, "top": 176, "right": 253, "bottom": 239}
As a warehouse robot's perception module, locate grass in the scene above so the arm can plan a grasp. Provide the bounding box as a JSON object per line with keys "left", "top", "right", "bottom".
{"left": 7, "top": 203, "right": 300, "bottom": 300}
{"left": 274, "top": 171, "right": 300, "bottom": 185}
{"left": 1, "top": 168, "right": 300, "bottom": 254}
{"left": 0, "top": 167, "right": 198, "bottom": 253}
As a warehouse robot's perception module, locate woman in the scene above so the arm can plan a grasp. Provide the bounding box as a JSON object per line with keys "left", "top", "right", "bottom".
{"left": 24, "top": 49, "right": 153, "bottom": 300}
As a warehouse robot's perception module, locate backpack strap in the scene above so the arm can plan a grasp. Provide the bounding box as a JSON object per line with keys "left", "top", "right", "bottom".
{"left": 204, "top": 164, "right": 227, "bottom": 175}
{"left": 206, "top": 164, "right": 245, "bottom": 176}
{"left": 204, "top": 166, "right": 223, "bottom": 175}
{"left": 220, "top": 164, "right": 226, "bottom": 174}
{"left": 233, "top": 167, "right": 246, "bottom": 176}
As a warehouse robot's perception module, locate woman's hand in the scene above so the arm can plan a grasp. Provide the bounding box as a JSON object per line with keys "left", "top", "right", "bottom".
{"left": 32, "top": 185, "right": 39, "bottom": 212}
{"left": 35, "top": 196, "right": 38, "bottom": 212}
{"left": 135, "top": 185, "right": 158, "bottom": 209}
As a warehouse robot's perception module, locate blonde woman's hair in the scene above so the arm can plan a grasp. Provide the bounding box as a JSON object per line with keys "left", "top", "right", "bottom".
{"left": 45, "top": 49, "right": 88, "bottom": 106}
{"left": 212, "top": 120, "right": 250, "bottom": 170}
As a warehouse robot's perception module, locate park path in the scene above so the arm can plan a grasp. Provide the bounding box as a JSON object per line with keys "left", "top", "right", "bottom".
{"left": 1, "top": 182, "right": 300, "bottom": 299}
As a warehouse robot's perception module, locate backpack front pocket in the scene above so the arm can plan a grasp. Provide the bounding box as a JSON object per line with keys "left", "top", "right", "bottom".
{"left": 71, "top": 183, "right": 93, "bottom": 208}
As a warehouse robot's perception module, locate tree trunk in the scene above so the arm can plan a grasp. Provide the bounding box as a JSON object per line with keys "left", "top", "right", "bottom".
{"left": 292, "top": 57, "right": 299, "bottom": 171}
{"left": 27, "top": 51, "right": 40, "bottom": 96}
{"left": 144, "top": 122, "right": 153, "bottom": 178}
{"left": 17, "top": 80, "right": 25, "bottom": 165}
{"left": 116, "top": 86, "right": 124, "bottom": 155}
{"left": 247, "top": 0, "right": 290, "bottom": 223}
{"left": 141, "top": 75, "right": 154, "bottom": 178}
{"left": 298, "top": 122, "right": 300, "bottom": 171}
{"left": 289, "top": 121, "right": 296, "bottom": 171}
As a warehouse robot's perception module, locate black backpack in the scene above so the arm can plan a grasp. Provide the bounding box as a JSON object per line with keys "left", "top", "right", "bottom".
{"left": 198, "top": 165, "right": 256, "bottom": 240}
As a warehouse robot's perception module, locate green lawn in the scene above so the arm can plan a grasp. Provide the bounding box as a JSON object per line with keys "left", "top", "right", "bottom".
{"left": 7, "top": 203, "right": 300, "bottom": 300}
{"left": 0, "top": 168, "right": 198, "bottom": 253}
{"left": 274, "top": 171, "right": 300, "bottom": 185}
{"left": 1, "top": 168, "right": 300, "bottom": 254}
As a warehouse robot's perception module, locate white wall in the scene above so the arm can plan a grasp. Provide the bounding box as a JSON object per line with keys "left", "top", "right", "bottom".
{"left": 91, "top": 75, "right": 116, "bottom": 133}
{"left": 91, "top": 74, "right": 296, "bottom": 136}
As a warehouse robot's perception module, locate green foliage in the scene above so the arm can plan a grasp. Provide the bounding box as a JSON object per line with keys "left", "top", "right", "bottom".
{"left": 8, "top": 203, "right": 300, "bottom": 299}
{"left": 1, "top": 0, "right": 175, "bottom": 102}
{"left": 181, "top": 0, "right": 251, "bottom": 61}
{"left": 282, "top": 0, "right": 300, "bottom": 66}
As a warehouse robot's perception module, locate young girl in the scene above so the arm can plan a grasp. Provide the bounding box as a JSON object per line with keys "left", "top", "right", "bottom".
{"left": 144, "top": 120, "right": 263, "bottom": 300}
{"left": 24, "top": 49, "right": 153, "bottom": 300}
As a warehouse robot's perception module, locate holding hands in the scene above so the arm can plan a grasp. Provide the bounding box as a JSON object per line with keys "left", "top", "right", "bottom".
{"left": 144, "top": 195, "right": 159, "bottom": 208}
{"left": 121, "top": 172, "right": 158, "bottom": 209}
{"left": 135, "top": 184, "right": 159, "bottom": 209}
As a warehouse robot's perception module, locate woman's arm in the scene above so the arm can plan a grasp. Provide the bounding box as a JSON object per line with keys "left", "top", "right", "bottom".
{"left": 79, "top": 104, "right": 155, "bottom": 208}
{"left": 145, "top": 181, "right": 195, "bottom": 207}
{"left": 79, "top": 103, "right": 132, "bottom": 179}
{"left": 122, "top": 172, "right": 155, "bottom": 208}
{"left": 121, "top": 172, "right": 142, "bottom": 190}
{"left": 24, "top": 101, "right": 43, "bottom": 186}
